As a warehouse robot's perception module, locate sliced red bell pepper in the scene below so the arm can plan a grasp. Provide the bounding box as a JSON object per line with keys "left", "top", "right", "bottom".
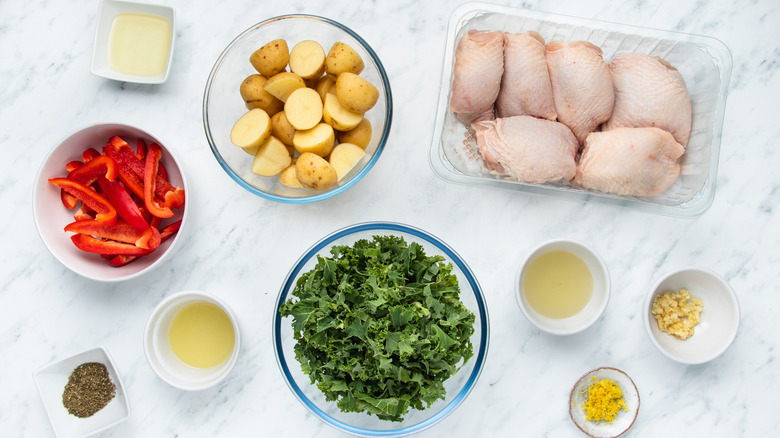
{"left": 67, "top": 155, "right": 117, "bottom": 186}
{"left": 82, "top": 148, "right": 101, "bottom": 162}
{"left": 66, "top": 160, "right": 83, "bottom": 172}
{"left": 104, "top": 137, "right": 184, "bottom": 209}
{"left": 61, "top": 161, "right": 85, "bottom": 208}
{"left": 98, "top": 178, "right": 149, "bottom": 230}
{"left": 49, "top": 178, "right": 117, "bottom": 225}
{"left": 143, "top": 143, "right": 173, "bottom": 218}
{"left": 108, "top": 219, "right": 181, "bottom": 267}
{"left": 136, "top": 139, "right": 147, "bottom": 160}
{"left": 65, "top": 219, "right": 161, "bottom": 250}
{"left": 73, "top": 205, "right": 95, "bottom": 221}
{"left": 71, "top": 233, "right": 155, "bottom": 256}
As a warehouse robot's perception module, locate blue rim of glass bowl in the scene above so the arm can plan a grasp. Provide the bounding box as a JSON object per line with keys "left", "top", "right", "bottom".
{"left": 273, "top": 222, "right": 490, "bottom": 436}
{"left": 203, "top": 15, "right": 393, "bottom": 204}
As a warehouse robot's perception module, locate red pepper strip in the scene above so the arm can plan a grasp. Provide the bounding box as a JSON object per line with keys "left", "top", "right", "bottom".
{"left": 149, "top": 214, "right": 161, "bottom": 229}
{"left": 67, "top": 155, "right": 117, "bottom": 186}
{"left": 105, "top": 137, "right": 184, "bottom": 209}
{"left": 143, "top": 143, "right": 173, "bottom": 218}
{"left": 82, "top": 148, "right": 101, "bottom": 162}
{"left": 71, "top": 234, "right": 154, "bottom": 256}
{"left": 73, "top": 205, "right": 95, "bottom": 221}
{"left": 49, "top": 178, "right": 117, "bottom": 225}
{"left": 109, "top": 219, "right": 181, "bottom": 267}
{"left": 104, "top": 145, "right": 146, "bottom": 199}
{"left": 136, "top": 139, "right": 147, "bottom": 160}
{"left": 66, "top": 160, "right": 83, "bottom": 172}
{"left": 98, "top": 178, "right": 149, "bottom": 230}
{"left": 64, "top": 219, "right": 161, "bottom": 250}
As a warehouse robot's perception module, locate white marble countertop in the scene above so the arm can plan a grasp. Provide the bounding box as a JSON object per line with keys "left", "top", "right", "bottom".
{"left": 2, "top": 0, "right": 779, "bottom": 436}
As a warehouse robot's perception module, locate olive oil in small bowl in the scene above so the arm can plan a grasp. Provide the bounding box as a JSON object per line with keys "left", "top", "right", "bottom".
{"left": 144, "top": 291, "right": 240, "bottom": 390}
{"left": 516, "top": 239, "right": 610, "bottom": 335}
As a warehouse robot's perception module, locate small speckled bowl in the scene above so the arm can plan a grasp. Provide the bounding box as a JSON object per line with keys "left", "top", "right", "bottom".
{"left": 569, "top": 367, "right": 640, "bottom": 438}
{"left": 644, "top": 267, "right": 740, "bottom": 364}
{"left": 516, "top": 239, "right": 610, "bottom": 335}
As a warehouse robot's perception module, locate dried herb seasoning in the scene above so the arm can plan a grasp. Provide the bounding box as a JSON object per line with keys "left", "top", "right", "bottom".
{"left": 62, "top": 362, "right": 116, "bottom": 418}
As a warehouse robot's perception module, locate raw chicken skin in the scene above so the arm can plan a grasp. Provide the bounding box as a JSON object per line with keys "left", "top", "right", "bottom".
{"left": 449, "top": 30, "right": 504, "bottom": 124}
{"left": 472, "top": 115, "right": 578, "bottom": 184}
{"left": 495, "top": 31, "right": 557, "bottom": 120}
{"left": 604, "top": 53, "right": 692, "bottom": 148}
{"left": 546, "top": 41, "right": 614, "bottom": 145}
{"left": 573, "top": 127, "right": 685, "bottom": 197}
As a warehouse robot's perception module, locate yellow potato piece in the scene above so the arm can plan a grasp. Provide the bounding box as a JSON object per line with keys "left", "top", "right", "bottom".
{"left": 285, "top": 87, "right": 323, "bottom": 131}
{"left": 270, "top": 111, "right": 296, "bottom": 146}
{"left": 296, "top": 152, "right": 338, "bottom": 190}
{"left": 239, "top": 74, "right": 284, "bottom": 115}
{"left": 264, "top": 72, "right": 305, "bottom": 102}
{"left": 323, "top": 93, "right": 363, "bottom": 131}
{"left": 335, "top": 72, "right": 379, "bottom": 114}
{"left": 278, "top": 162, "right": 304, "bottom": 188}
{"left": 325, "top": 42, "right": 364, "bottom": 77}
{"left": 250, "top": 39, "right": 289, "bottom": 77}
{"left": 336, "top": 118, "right": 372, "bottom": 149}
{"left": 293, "top": 122, "right": 335, "bottom": 157}
{"left": 252, "top": 136, "right": 292, "bottom": 177}
{"left": 315, "top": 75, "right": 336, "bottom": 102}
{"left": 289, "top": 40, "right": 326, "bottom": 80}
{"left": 329, "top": 143, "right": 367, "bottom": 181}
{"left": 230, "top": 108, "right": 271, "bottom": 153}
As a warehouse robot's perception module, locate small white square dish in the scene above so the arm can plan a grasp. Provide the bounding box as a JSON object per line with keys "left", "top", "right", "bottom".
{"left": 33, "top": 347, "right": 130, "bottom": 438}
{"left": 91, "top": 0, "right": 175, "bottom": 84}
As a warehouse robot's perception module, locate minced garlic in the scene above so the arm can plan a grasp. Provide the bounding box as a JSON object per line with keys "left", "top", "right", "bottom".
{"left": 651, "top": 288, "right": 703, "bottom": 340}
{"left": 581, "top": 378, "right": 628, "bottom": 423}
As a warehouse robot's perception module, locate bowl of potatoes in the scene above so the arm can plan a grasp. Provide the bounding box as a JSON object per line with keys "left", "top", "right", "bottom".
{"left": 203, "top": 14, "right": 392, "bottom": 203}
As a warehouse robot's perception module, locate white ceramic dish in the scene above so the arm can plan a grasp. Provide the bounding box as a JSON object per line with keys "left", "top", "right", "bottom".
{"left": 32, "top": 123, "right": 188, "bottom": 282}
{"left": 430, "top": 2, "right": 732, "bottom": 217}
{"left": 91, "top": 0, "right": 175, "bottom": 84}
{"left": 144, "top": 290, "right": 241, "bottom": 391}
{"left": 644, "top": 267, "right": 739, "bottom": 364}
{"left": 516, "top": 239, "right": 610, "bottom": 335}
{"left": 569, "top": 367, "right": 639, "bottom": 438}
{"left": 33, "top": 346, "right": 130, "bottom": 438}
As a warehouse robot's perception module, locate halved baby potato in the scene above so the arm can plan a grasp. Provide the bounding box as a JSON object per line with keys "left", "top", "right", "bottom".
{"left": 250, "top": 39, "right": 289, "bottom": 77}
{"left": 296, "top": 152, "right": 338, "bottom": 190}
{"left": 293, "top": 122, "right": 335, "bottom": 157}
{"left": 323, "top": 93, "right": 363, "bottom": 131}
{"left": 329, "top": 142, "right": 367, "bottom": 181}
{"left": 315, "top": 75, "right": 336, "bottom": 102}
{"left": 230, "top": 108, "right": 271, "bottom": 154}
{"left": 278, "top": 159, "right": 304, "bottom": 188}
{"left": 325, "top": 42, "right": 364, "bottom": 77}
{"left": 289, "top": 40, "right": 326, "bottom": 80}
{"left": 335, "top": 72, "right": 379, "bottom": 114}
{"left": 270, "top": 111, "right": 296, "bottom": 146}
{"left": 336, "top": 118, "right": 372, "bottom": 149}
{"left": 252, "top": 136, "right": 292, "bottom": 177}
{"left": 264, "top": 72, "right": 305, "bottom": 102}
{"left": 240, "top": 74, "right": 284, "bottom": 115}
{"left": 285, "top": 87, "right": 323, "bottom": 131}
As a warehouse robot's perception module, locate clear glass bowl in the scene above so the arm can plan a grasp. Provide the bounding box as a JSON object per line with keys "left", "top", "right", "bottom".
{"left": 430, "top": 2, "right": 732, "bottom": 217}
{"left": 273, "top": 222, "right": 490, "bottom": 436}
{"left": 203, "top": 15, "right": 392, "bottom": 203}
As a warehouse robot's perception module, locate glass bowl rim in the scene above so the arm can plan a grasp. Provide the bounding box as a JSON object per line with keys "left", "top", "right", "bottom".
{"left": 202, "top": 14, "right": 393, "bottom": 204}
{"left": 272, "top": 221, "right": 490, "bottom": 436}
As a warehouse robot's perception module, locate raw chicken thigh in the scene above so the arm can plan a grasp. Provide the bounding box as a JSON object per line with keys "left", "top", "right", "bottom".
{"left": 604, "top": 53, "right": 692, "bottom": 148}
{"left": 546, "top": 41, "right": 614, "bottom": 145}
{"left": 573, "top": 127, "right": 685, "bottom": 196}
{"left": 495, "top": 31, "right": 557, "bottom": 120}
{"left": 472, "top": 116, "right": 578, "bottom": 184}
{"left": 449, "top": 30, "right": 504, "bottom": 124}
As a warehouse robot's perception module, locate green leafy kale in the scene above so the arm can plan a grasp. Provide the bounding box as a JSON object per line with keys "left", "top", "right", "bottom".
{"left": 280, "top": 235, "right": 475, "bottom": 422}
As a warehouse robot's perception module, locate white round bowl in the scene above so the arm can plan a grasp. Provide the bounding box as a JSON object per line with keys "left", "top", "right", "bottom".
{"left": 643, "top": 267, "right": 739, "bottom": 364}
{"left": 569, "top": 367, "right": 640, "bottom": 438}
{"left": 32, "top": 123, "right": 189, "bottom": 282}
{"left": 144, "top": 291, "right": 240, "bottom": 391}
{"left": 516, "top": 239, "right": 610, "bottom": 335}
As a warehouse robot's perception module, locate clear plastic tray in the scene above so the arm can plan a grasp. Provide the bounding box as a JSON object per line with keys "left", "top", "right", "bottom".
{"left": 429, "top": 2, "right": 732, "bottom": 217}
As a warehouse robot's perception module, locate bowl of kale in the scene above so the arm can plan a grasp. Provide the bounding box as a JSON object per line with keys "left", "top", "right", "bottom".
{"left": 273, "top": 222, "right": 489, "bottom": 436}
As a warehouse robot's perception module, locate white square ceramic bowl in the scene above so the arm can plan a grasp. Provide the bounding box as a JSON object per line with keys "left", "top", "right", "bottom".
{"left": 643, "top": 267, "right": 740, "bottom": 364}
{"left": 33, "top": 347, "right": 130, "bottom": 438}
{"left": 91, "top": 0, "right": 175, "bottom": 84}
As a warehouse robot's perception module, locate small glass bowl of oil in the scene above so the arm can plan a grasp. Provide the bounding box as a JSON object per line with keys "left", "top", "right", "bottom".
{"left": 144, "top": 291, "right": 240, "bottom": 390}
{"left": 516, "top": 239, "right": 610, "bottom": 335}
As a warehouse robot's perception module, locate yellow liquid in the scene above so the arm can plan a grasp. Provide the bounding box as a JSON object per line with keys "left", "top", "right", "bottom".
{"left": 523, "top": 250, "right": 593, "bottom": 319}
{"left": 107, "top": 13, "right": 171, "bottom": 76}
{"left": 168, "top": 302, "right": 235, "bottom": 368}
